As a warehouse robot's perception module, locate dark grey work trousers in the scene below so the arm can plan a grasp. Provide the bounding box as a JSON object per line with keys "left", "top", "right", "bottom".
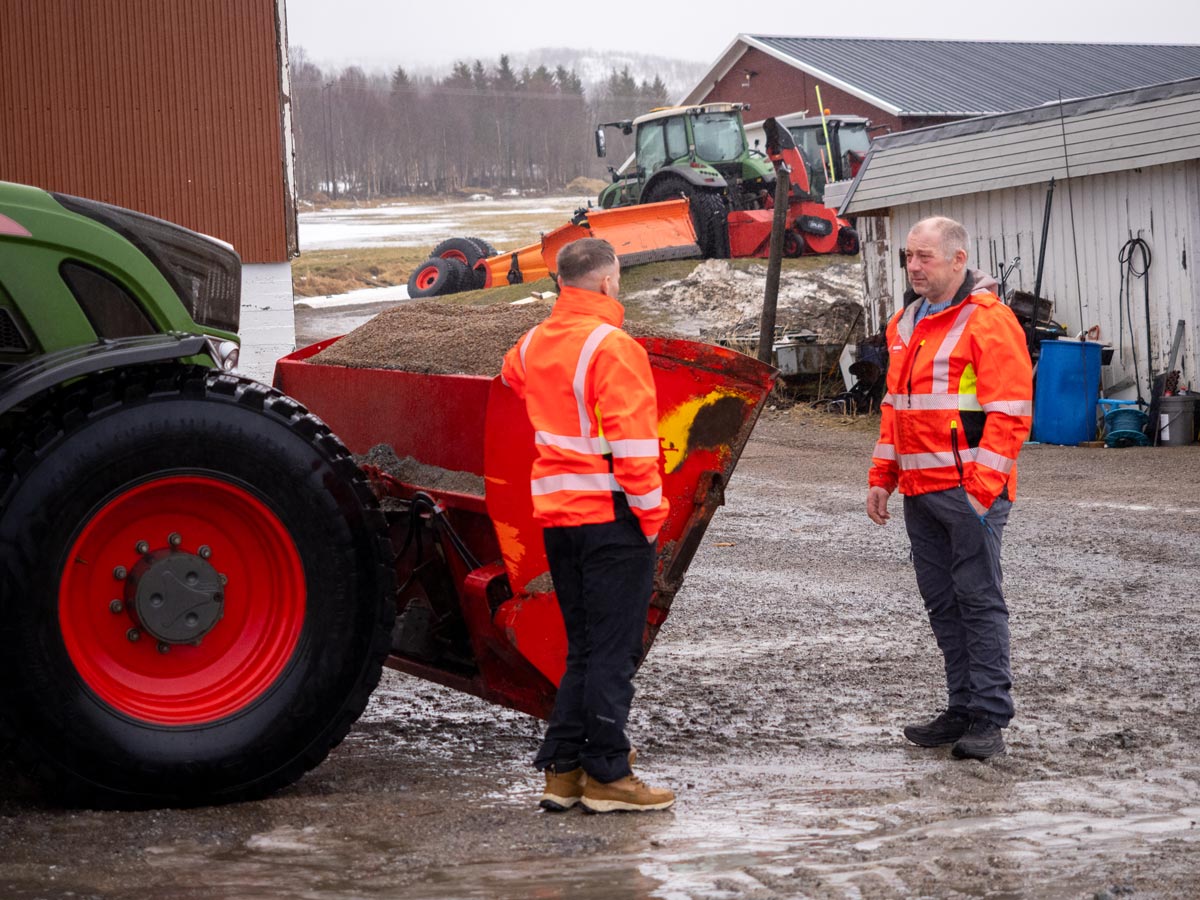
{"left": 533, "top": 502, "right": 655, "bottom": 784}
{"left": 902, "top": 486, "right": 1014, "bottom": 727}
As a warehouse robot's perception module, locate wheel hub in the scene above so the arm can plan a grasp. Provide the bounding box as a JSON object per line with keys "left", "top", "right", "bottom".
{"left": 129, "top": 548, "right": 225, "bottom": 645}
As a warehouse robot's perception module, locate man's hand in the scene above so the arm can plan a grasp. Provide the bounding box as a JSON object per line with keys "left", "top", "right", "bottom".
{"left": 867, "top": 486, "right": 892, "bottom": 525}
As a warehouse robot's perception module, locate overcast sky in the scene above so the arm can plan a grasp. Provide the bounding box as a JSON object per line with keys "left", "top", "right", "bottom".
{"left": 285, "top": 0, "right": 1200, "bottom": 72}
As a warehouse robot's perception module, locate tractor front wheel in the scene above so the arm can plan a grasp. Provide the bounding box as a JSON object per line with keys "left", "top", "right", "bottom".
{"left": 0, "top": 366, "right": 395, "bottom": 808}
{"left": 642, "top": 176, "right": 729, "bottom": 259}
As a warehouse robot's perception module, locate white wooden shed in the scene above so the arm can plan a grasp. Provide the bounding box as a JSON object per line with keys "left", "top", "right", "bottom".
{"left": 838, "top": 77, "right": 1200, "bottom": 398}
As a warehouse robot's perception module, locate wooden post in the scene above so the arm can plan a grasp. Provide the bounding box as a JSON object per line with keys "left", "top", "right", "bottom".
{"left": 757, "top": 169, "right": 790, "bottom": 364}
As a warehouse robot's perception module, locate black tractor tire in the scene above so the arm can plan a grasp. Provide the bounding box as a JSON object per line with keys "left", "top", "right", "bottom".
{"left": 642, "top": 175, "right": 729, "bottom": 259}
{"left": 838, "top": 226, "right": 861, "bottom": 256}
{"left": 408, "top": 256, "right": 465, "bottom": 297}
{"left": 466, "top": 236, "right": 498, "bottom": 259}
{"left": 0, "top": 366, "right": 396, "bottom": 808}
{"left": 430, "top": 237, "right": 485, "bottom": 269}
{"left": 443, "top": 257, "right": 475, "bottom": 292}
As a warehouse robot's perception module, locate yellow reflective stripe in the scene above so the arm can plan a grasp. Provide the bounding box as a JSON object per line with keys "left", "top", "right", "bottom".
{"left": 981, "top": 400, "right": 1033, "bottom": 416}
{"left": 974, "top": 447, "right": 1016, "bottom": 473}
{"left": 872, "top": 442, "right": 896, "bottom": 460}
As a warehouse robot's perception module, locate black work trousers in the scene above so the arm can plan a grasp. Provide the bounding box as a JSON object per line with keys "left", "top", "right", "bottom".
{"left": 533, "top": 504, "right": 655, "bottom": 784}
{"left": 903, "top": 486, "right": 1014, "bottom": 727}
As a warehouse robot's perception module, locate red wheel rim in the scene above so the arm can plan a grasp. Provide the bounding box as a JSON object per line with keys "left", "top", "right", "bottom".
{"left": 59, "top": 475, "right": 306, "bottom": 725}
{"left": 438, "top": 249, "right": 470, "bottom": 264}
{"left": 416, "top": 264, "right": 441, "bottom": 291}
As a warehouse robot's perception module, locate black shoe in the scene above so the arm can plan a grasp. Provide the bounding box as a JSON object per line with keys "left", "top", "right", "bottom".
{"left": 951, "top": 719, "right": 1006, "bottom": 760}
{"left": 903, "top": 710, "right": 970, "bottom": 747}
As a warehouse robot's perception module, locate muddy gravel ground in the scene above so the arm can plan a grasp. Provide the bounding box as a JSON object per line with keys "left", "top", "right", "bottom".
{"left": 2, "top": 407, "right": 1198, "bottom": 899}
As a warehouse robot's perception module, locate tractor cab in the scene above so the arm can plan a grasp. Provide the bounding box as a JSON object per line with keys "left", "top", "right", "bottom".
{"left": 595, "top": 103, "right": 774, "bottom": 211}
{"left": 785, "top": 115, "right": 871, "bottom": 203}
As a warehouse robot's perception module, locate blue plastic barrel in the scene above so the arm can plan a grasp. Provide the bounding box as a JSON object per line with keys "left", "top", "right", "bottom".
{"left": 1032, "top": 340, "right": 1103, "bottom": 445}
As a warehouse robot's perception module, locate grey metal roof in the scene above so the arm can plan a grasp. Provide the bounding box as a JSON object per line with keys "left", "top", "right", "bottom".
{"left": 748, "top": 35, "right": 1200, "bottom": 116}
{"left": 839, "top": 77, "right": 1200, "bottom": 214}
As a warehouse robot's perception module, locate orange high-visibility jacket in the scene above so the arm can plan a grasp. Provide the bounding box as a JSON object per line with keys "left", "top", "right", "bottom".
{"left": 869, "top": 271, "right": 1033, "bottom": 508}
{"left": 501, "top": 285, "right": 670, "bottom": 540}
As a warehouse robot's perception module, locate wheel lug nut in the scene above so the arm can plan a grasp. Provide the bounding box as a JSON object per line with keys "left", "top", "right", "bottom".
{"left": 113, "top": 566, "right": 127, "bottom": 580}
{"left": 126, "top": 628, "right": 141, "bottom": 642}
{"left": 135, "top": 541, "right": 150, "bottom": 555}
{"left": 219, "top": 574, "right": 228, "bottom": 586}
{"left": 168, "top": 532, "right": 182, "bottom": 548}
{"left": 109, "top": 599, "right": 124, "bottom": 614}
{"left": 157, "top": 642, "right": 170, "bottom": 655}
{"left": 198, "top": 545, "right": 212, "bottom": 559}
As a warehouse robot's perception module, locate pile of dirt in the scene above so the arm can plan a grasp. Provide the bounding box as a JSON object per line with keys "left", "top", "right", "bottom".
{"left": 310, "top": 301, "right": 554, "bottom": 375}
{"left": 564, "top": 176, "right": 608, "bottom": 196}
{"left": 625, "top": 258, "right": 864, "bottom": 343}
{"left": 308, "top": 299, "right": 682, "bottom": 376}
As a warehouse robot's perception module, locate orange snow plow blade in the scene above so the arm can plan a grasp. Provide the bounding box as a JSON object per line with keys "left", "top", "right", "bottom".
{"left": 476, "top": 198, "right": 699, "bottom": 288}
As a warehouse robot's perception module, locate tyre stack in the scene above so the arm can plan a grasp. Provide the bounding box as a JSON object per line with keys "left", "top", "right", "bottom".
{"left": 406, "top": 237, "right": 498, "bottom": 298}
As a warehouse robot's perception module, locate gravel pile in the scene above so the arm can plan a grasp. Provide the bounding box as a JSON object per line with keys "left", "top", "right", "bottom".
{"left": 310, "top": 299, "right": 681, "bottom": 376}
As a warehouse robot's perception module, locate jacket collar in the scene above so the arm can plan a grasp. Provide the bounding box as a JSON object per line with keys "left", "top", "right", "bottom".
{"left": 551, "top": 284, "right": 625, "bottom": 327}
{"left": 897, "top": 270, "right": 982, "bottom": 346}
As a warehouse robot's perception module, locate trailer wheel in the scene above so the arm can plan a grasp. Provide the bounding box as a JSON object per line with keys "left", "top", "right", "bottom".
{"left": 408, "top": 256, "right": 465, "bottom": 297}
{"left": 642, "top": 176, "right": 729, "bottom": 259}
{"left": 0, "top": 366, "right": 395, "bottom": 808}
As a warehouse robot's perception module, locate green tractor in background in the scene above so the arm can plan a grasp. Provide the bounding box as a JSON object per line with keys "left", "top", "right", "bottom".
{"left": 595, "top": 102, "right": 859, "bottom": 260}
{"left": 0, "top": 181, "right": 394, "bottom": 808}
{"left": 595, "top": 102, "right": 775, "bottom": 258}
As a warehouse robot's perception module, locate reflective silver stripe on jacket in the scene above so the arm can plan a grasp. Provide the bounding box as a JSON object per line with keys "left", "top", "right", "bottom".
{"left": 888, "top": 394, "right": 983, "bottom": 412}
{"left": 531, "top": 473, "right": 621, "bottom": 496}
{"left": 981, "top": 399, "right": 1033, "bottom": 416}
{"left": 519, "top": 326, "right": 537, "bottom": 370}
{"left": 930, "top": 304, "right": 977, "bottom": 393}
{"left": 535, "top": 431, "right": 606, "bottom": 454}
{"left": 872, "top": 442, "right": 896, "bottom": 460}
{"left": 574, "top": 324, "right": 618, "bottom": 435}
{"left": 529, "top": 473, "right": 662, "bottom": 508}
{"left": 608, "top": 438, "right": 660, "bottom": 458}
{"left": 898, "top": 448, "right": 978, "bottom": 471}
{"left": 974, "top": 447, "right": 1016, "bottom": 473}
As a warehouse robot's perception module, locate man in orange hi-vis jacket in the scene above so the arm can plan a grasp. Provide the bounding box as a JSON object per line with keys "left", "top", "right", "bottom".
{"left": 867, "top": 216, "right": 1033, "bottom": 761}
{"left": 500, "top": 238, "right": 674, "bottom": 814}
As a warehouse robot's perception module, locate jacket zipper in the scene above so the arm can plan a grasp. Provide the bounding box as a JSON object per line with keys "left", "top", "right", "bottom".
{"left": 906, "top": 339, "right": 926, "bottom": 399}
{"left": 950, "top": 419, "right": 965, "bottom": 483}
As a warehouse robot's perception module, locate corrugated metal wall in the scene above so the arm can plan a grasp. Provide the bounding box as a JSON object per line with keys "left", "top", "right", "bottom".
{"left": 862, "top": 159, "right": 1200, "bottom": 396}
{"left": 0, "top": 0, "right": 291, "bottom": 263}
{"left": 847, "top": 90, "right": 1200, "bottom": 212}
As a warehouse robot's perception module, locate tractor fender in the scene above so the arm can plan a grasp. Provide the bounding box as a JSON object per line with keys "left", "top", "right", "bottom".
{"left": 643, "top": 166, "right": 728, "bottom": 197}
{"left": 0, "top": 333, "right": 212, "bottom": 418}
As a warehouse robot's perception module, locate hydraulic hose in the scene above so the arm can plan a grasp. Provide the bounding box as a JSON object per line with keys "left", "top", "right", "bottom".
{"left": 1118, "top": 237, "right": 1152, "bottom": 405}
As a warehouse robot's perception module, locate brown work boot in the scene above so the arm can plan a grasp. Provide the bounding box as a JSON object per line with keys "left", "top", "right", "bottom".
{"left": 580, "top": 773, "right": 675, "bottom": 813}
{"left": 539, "top": 766, "right": 586, "bottom": 812}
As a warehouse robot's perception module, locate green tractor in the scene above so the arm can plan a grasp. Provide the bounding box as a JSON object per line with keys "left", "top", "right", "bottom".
{"left": 0, "top": 181, "right": 394, "bottom": 808}
{"left": 595, "top": 102, "right": 775, "bottom": 258}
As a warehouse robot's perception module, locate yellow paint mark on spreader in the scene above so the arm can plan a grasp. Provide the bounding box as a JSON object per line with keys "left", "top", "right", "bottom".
{"left": 658, "top": 388, "right": 743, "bottom": 474}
